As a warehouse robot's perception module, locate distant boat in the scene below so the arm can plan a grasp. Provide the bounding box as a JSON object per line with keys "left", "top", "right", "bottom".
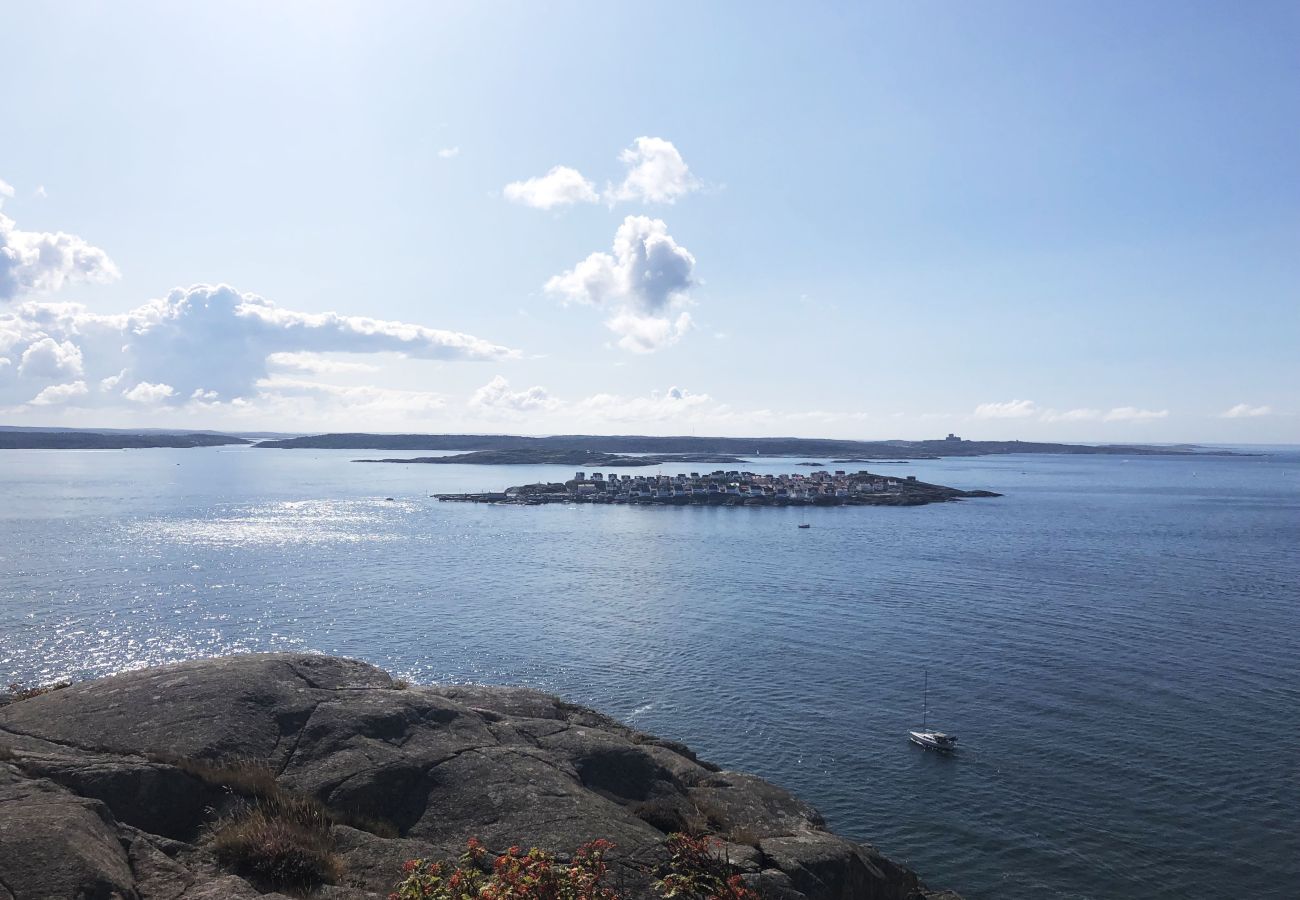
{"left": 908, "top": 669, "right": 957, "bottom": 752}
{"left": 797, "top": 523, "right": 811, "bottom": 529}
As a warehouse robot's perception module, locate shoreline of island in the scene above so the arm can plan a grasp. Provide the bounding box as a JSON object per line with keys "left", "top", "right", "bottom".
{"left": 434, "top": 466, "right": 1000, "bottom": 507}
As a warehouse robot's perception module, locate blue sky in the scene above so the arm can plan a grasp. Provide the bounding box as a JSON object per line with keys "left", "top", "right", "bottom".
{"left": 1, "top": 1, "right": 1296, "bottom": 440}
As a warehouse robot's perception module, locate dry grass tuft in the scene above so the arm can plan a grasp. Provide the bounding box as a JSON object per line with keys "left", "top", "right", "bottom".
{"left": 212, "top": 791, "right": 344, "bottom": 891}
{"left": 1, "top": 680, "right": 71, "bottom": 707}
{"left": 0, "top": 745, "right": 14, "bottom": 762}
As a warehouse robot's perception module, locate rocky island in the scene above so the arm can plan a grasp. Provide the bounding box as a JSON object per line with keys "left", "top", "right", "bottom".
{"left": 437, "top": 468, "right": 999, "bottom": 507}
{"left": 0, "top": 654, "right": 959, "bottom": 900}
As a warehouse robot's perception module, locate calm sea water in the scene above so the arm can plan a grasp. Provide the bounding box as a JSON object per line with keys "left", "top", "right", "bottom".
{"left": 1, "top": 447, "right": 1297, "bottom": 899}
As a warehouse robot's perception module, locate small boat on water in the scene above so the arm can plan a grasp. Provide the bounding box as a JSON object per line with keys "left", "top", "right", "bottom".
{"left": 797, "top": 523, "right": 811, "bottom": 529}
{"left": 908, "top": 669, "right": 957, "bottom": 753}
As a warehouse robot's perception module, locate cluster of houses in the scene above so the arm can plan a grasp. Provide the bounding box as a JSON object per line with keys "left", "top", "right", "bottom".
{"left": 505, "top": 468, "right": 918, "bottom": 505}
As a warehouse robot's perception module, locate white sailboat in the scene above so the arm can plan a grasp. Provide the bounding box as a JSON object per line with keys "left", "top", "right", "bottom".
{"left": 908, "top": 669, "right": 958, "bottom": 752}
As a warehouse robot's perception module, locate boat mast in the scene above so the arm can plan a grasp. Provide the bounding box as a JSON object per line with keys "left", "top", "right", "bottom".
{"left": 923, "top": 668, "right": 928, "bottom": 730}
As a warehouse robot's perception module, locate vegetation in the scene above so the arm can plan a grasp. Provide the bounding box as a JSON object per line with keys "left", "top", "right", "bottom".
{"left": 1, "top": 680, "right": 71, "bottom": 707}
{"left": 148, "top": 755, "right": 399, "bottom": 892}
{"left": 212, "top": 789, "right": 344, "bottom": 892}
{"left": 392, "top": 834, "right": 758, "bottom": 900}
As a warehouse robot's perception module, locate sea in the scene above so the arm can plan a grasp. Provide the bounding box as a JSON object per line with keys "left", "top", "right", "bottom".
{"left": 1, "top": 446, "right": 1297, "bottom": 899}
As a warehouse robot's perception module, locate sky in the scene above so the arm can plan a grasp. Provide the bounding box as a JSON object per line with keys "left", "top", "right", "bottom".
{"left": 1, "top": 1, "right": 1297, "bottom": 441}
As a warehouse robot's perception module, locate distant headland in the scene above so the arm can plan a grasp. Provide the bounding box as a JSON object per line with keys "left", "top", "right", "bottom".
{"left": 356, "top": 448, "right": 748, "bottom": 467}
{"left": 0, "top": 427, "right": 1250, "bottom": 457}
{"left": 257, "top": 431, "right": 1241, "bottom": 458}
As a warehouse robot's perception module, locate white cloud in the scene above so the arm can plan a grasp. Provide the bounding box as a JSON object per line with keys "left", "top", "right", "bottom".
{"left": 266, "top": 351, "right": 381, "bottom": 375}
{"left": 123, "top": 381, "right": 176, "bottom": 404}
{"left": 255, "top": 377, "right": 447, "bottom": 416}
{"left": 1039, "top": 407, "right": 1102, "bottom": 422}
{"left": 504, "top": 137, "right": 699, "bottom": 210}
{"left": 1221, "top": 403, "right": 1271, "bottom": 418}
{"left": 1103, "top": 406, "right": 1169, "bottom": 422}
{"left": 18, "top": 336, "right": 84, "bottom": 379}
{"left": 34, "top": 185, "right": 47, "bottom": 199}
{"left": 605, "top": 137, "right": 699, "bottom": 205}
{"left": 973, "top": 399, "right": 1040, "bottom": 419}
{"left": 605, "top": 310, "right": 693, "bottom": 354}
{"left": 468, "top": 375, "right": 559, "bottom": 414}
{"left": 116, "top": 283, "right": 513, "bottom": 399}
{"left": 503, "top": 166, "right": 599, "bottom": 209}
{"left": 29, "top": 380, "right": 88, "bottom": 406}
{"left": 576, "top": 385, "right": 715, "bottom": 422}
{"left": 0, "top": 179, "right": 13, "bottom": 200}
{"left": 437, "top": 147, "right": 460, "bottom": 159}
{"left": 0, "top": 284, "right": 518, "bottom": 416}
{"left": 0, "top": 209, "right": 119, "bottom": 302}
{"left": 545, "top": 215, "right": 696, "bottom": 353}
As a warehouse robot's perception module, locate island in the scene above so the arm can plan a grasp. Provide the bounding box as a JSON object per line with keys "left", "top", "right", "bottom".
{"left": 436, "top": 467, "right": 999, "bottom": 507}
{"left": 356, "top": 449, "right": 749, "bottom": 467}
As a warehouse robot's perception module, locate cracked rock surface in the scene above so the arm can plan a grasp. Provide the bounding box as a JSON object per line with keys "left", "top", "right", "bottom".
{"left": 0, "top": 654, "right": 957, "bottom": 900}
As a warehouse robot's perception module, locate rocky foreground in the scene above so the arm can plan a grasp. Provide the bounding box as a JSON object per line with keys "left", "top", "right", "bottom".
{"left": 0, "top": 654, "right": 958, "bottom": 900}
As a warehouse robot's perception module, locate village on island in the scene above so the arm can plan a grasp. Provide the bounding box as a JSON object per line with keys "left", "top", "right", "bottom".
{"left": 436, "top": 465, "right": 998, "bottom": 507}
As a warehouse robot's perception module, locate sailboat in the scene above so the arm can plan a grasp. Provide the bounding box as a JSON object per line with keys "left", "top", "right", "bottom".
{"left": 908, "top": 669, "right": 958, "bottom": 752}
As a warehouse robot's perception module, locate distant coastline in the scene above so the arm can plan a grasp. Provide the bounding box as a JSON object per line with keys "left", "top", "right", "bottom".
{"left": 355, "top": 449, "right": 749, "bottom": 467}
{"left": 258, "top": 432, "right": 1244, "bottom": 458}
{"left": 0, "top": 427, "right": 1254, "bottom": 456}
{"left": 0, "top": 430, "right": 249, "bottom": 450}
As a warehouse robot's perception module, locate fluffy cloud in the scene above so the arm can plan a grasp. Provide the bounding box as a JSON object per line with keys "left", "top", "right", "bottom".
{"left": 1221, "top": 403, "right": 1271, "bottom": 418}
{"left": 29, "top": 380, "right": 88, "bottom": 406}
{"left": 504, "top": 166, "right": 599, "bottom": 209}
{"left": 0, "top": 209, "right": 119, "bottom": 302}
{"left": 0, "top": 284, "right": 518, "bottom": 416}
{"left": 266, "top": 351, "right": 381, "bottom": 375}
{"left": 973, "top": 399, "right": 1040, "bottom": 419}
{"left": 1103, "top": 407, "right": 1168, "bottom": 422}
{"left": 18, "top": 336, "right": 85, "bottom": 379}
{"left": 255, "top": 377, "right": 447, "bottom": 416}
{"left": 122, "top": 381, "right": 176, "bottom": 404}
{"left": 577, "top": 385, "right": 714, "bottom": 422}
{"left": 545, "top": 216, "right": 696, "bottom": 353}
{"left": 605, "top": 137, "right": 699, "bottom": 205}
{"left": 468, "top": 375, "right": 559, "bottom": 414}
{"left": 437, "top": 147, "right": 460, "bottom": 159}
{"left": 976, "top": 400, "right": 1172, "bottom": 424}
{"left": 1039, "top": 408, "right": 1102, "bottom": 422}
{"left": 504, "top": 138, "right": 699, "bottom": 209}
{"left": 0, "top": 179, "right": 13, "bottom": 200}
